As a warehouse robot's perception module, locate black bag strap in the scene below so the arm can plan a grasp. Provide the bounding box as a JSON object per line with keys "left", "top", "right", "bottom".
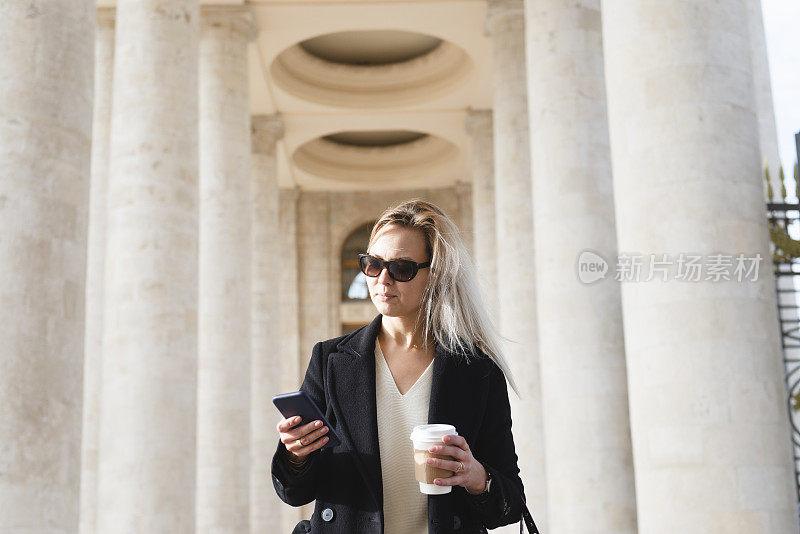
{"left": 518, "top": 494, "right": 540, "bottom": 534}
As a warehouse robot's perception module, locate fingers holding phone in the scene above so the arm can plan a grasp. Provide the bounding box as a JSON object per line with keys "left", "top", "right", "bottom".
{"left": 277, "top": 416, "right": 330, "bottom": 459}
{"left": 273, "top": 390, "right": 342, "bottom": 460}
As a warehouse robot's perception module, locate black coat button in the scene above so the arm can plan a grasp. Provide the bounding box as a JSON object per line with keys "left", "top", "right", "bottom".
{"left": 321, "top": 508, "right": 334, "bottom": 522}
{"left": 453, "top": 515, "right": 461, "bottom": 530}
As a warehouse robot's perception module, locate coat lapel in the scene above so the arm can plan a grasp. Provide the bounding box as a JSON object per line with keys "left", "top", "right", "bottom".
{"left": 328, "top": 315, "right": 384, "bottom": 509}
{"left": 427, "top": 341, "right": 485, "bottom": 446}
{"left": 328, "top": 314, "right": 489, "bottom": 513}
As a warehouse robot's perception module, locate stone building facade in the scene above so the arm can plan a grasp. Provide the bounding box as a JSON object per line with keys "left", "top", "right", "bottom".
{"left": 0, "top": 0, "right": 796, "bottom": 533}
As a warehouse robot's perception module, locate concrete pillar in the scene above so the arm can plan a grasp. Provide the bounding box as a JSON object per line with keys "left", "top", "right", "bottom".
{"left": 280, "top": 187, "right": 302, "bottom": 393}
{"left": 525, "top": 1, "right": 637, "bottom": 532}
{"left": 455, "top": 181, "right": 474, "bottom": 258}
{"left": 197, "top": 7, "right": 256, "bottom": 533}
{"left": 749, "top": 1, "right": 800, "bottom": 498}
{"left": 298, "top": 190, "right": 333, "bottom": 367}
{"left": 278, "top": 186, "right": 304, "bottom": 532}
{"left": 746, "top": 0, "right": 783, "bottom": 197}
{"left": 485, "top": 1, "right": 548, "bottom": 530}
{"left": 0, "top": 1, "right": 94, "bottom": 530}
{"left": 80, "top": 8, "right": 114, "bottom": 534}
{"left": 603, "top": 2, "right": 798, "bottom": 532}
{"left": 465, "top": 109, "right": 499, "bottom": 317}
{"left": 97, "top": 0, "right": 200, "bottom": 530}
{"left": 251, "top": 115, "right": 285, "bottom": 533}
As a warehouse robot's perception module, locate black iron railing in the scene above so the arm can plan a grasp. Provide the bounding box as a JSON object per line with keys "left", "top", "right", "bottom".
{"left": 768, "top": 201, "right": 800, "bottom": 508}
{"left": 767, "top": 136, "right": 800, "bottom": 515}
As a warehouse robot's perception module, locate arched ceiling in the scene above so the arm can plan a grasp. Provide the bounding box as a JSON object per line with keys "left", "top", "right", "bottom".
{"left": 324, "top": 130, "right": 428, "bottom": 147}
{"left": 292, "top": 130, "right": 459, "bottom": 186}
{"left": 96, "top": 0, "right": 494, "bottom": 191}
{"left": 299, "top": 30, "right": 442, "bottom": 66}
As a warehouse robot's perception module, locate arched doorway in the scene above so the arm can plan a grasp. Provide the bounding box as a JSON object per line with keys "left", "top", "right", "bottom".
{"left": 341, "top": 222, "right": 375, "bottom": 334}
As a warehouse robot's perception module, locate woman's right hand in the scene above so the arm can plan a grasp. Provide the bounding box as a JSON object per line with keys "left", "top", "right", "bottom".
{"left": 277, "top": 416, "right": 330, "bottom": 461}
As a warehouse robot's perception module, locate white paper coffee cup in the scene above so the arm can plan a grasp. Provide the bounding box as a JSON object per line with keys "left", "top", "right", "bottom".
{"left": 410, "top": 424, "right": 458, "bottom": 495}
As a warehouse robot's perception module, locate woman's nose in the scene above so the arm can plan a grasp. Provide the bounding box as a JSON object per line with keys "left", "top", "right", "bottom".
{"left": 376, "top": 266, "right": 393, "bottom": 284}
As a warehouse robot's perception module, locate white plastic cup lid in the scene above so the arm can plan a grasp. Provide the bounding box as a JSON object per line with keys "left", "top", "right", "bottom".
{"left": 410, "top": 424, "right": 458, "bottom": 442}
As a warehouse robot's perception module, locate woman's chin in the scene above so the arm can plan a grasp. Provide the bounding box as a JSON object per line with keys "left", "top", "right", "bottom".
{"left": 373, "top": 300, "right": 399, "bottom": 315}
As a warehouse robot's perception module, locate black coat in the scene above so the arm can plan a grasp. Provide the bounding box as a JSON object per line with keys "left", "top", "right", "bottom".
{"left": 271, "top": 314, "right": 527, "bottom": 533}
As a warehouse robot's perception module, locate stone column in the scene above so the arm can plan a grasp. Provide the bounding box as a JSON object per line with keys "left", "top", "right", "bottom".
{"left": 485, "top": 1, "right": 548, "bottom": 530}
{"left": 278, "top": 186, "right": 304, "bottom": 533}
{"left": 455, "top": 181, "right": 474, "bottom": 258}
{"left": 251, "top": 115, "right": 284, "bottom": 533}
{"left": 280, "top": 187, "right": 302, "bottom": 393}
{"left": 0, "top": 2, "right": 94, "bottom": 530}
{"left": 466, "top": 109, "right": 498, "bottom": 317}
{"left": 603, "top": 2, "right": 798, "bottom": 532}
{"left": 80, "top": 8, "right": 114, "bottom": 534}
{"left": 197, "top": 7, "right": 256, "bottom": 533}
{"left": 97, "top": 0, "right": 199, "bottom": 530}
{"left": 525, "top": 1, "right": 637, "bottom": 532}
{"left": 298, "top": 191, "right": 333, "bottom": 369}
{"left": 746, "top": 0, "right": 783, "bottom": 196}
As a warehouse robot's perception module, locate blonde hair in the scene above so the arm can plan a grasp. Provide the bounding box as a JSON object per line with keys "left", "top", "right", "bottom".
{"left": 367, "top": 199, "right": 520, "bottom": 398}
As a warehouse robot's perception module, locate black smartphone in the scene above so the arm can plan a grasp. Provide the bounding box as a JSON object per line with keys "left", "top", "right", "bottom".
{"left": 272, "top": 390, "right": 342, "bottom": 450}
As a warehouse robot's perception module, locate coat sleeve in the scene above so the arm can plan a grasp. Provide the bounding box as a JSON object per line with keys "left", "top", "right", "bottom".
{"left": 465, "top": 360, "right": 527, "bottom": 529}
{"left": 271, "top": 341, "right": 332, "bottom": 506}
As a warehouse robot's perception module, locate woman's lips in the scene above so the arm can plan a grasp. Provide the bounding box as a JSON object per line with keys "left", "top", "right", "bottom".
{"left": 377, "top": 293, "right": 395, "bottom": 300}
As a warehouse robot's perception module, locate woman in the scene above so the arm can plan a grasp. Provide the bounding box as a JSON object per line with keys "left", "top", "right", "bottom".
{"left": 271, "top": 199, "right": 526, "bottom": 534}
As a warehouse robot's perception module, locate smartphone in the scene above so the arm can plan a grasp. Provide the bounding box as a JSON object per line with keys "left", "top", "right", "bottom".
{"left": 272, "top": 390, "right": 342, "bottom": 450}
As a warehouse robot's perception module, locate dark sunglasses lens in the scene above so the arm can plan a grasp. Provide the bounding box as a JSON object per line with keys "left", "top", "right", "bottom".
{"left": 389, "top": 260, "right": 416, "bottom": 282}
{"left": 360, "top": 256, "right": 382, "bottom": 277}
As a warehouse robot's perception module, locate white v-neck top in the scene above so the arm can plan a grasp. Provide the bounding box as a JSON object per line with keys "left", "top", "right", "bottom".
{"left": 375, "top": 340, "right": 434, "bottom": 534}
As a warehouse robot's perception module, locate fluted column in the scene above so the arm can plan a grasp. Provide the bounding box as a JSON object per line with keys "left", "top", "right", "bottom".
{"left": 525, "top": 1, "right": 637, "bottom": 532}
{"left": 0, "top": 2, "right": 94, "bottom": 530}
{"left": 97, "top": 0, "right": 200, "bottom": 530}
{"left": 250, "top": 115, "right": 285, "bottom": 533}
{"left": 485, "top": 2, "right": 548, "bottom": 530}
{"left": 80, "top": 8, "right": 114, "bottom": 534}
{"left": 278, "top": 186, "right": 304, "bottom": 532}
{"left": 603, "top": 2, "right": 798, "bottom": 532}
{"left": 197, "top": 7, "right": 256, "bottom": 533}
{"left": 466, "top": 109, "right": 498, "bottom": 317}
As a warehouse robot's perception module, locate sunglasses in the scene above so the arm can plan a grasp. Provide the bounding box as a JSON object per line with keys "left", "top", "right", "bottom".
{"left": 358, "top": 253, "right": 431, "bottom": 282}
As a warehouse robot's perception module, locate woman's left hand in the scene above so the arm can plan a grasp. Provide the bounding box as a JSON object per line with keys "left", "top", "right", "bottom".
{"left": 426, "top": 434, "right": 488, "bottom": 495}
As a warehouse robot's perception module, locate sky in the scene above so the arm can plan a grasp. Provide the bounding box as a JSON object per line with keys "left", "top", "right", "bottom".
{"left": 763, "top": 0, "right": 800, "bottom": 177}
